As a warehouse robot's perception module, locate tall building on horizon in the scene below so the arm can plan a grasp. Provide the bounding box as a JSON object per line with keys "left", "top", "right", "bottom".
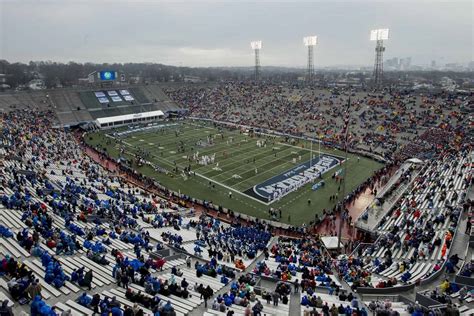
{"left": 400, "top": 57, "right": 412, "bottom": 70}
{"left": 385, "top": 57, "right": 399, "bottom": 69}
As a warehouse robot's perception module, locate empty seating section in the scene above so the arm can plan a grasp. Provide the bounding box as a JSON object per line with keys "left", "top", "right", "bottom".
{"left": 139, "top": 85, "right": 181, "bottom": 111}
{"left": 0, "top": 92, "right": 50, "bottom": 112}
{"left": 78, "top": 91, "right": 104, "bottom": 109}
{"left": 129, "top": 87, "right": 151, "bottom": 104}
{"left": 1, "top": 85, "right": 181, "bottom": 127}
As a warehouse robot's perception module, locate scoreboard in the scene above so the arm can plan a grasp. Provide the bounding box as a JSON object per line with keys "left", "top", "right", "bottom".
{"left": 99, "top": 71, "right": 117, "bottom": 81}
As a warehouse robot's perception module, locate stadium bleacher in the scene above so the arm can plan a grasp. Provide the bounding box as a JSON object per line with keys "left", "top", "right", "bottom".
{"left": 0, "top": 80, "right": 472, "bottom": 316}
{"left": 345, "top": 151, "right": 471, "bottom": 289}
{"left": 0, "top": 84, "right": 181, "bottom": 126}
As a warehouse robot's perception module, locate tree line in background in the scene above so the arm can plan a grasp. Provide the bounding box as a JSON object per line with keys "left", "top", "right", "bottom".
{"left": 0, "top": 59, "right": 472, "bottom": 89}
{"left": 0, "top": 60, "right": 301, "bottom": 88}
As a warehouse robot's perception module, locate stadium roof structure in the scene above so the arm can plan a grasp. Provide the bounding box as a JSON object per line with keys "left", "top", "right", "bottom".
{"left": 95, "top": 110, "right": 164, "bottom": 125}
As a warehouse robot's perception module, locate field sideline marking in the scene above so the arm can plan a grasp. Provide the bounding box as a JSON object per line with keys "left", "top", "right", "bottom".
{"left": 195, "top": 172, "right": 272, "bottom": 206}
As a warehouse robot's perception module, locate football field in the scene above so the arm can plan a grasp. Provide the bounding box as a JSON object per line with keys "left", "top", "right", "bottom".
{"left": 86, "top": 121, "right": 383, "bottom": 225}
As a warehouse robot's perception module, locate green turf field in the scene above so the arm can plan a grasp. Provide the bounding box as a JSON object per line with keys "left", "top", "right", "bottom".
{"left": 85, "top": 121, "right": 383, "bottom": 225}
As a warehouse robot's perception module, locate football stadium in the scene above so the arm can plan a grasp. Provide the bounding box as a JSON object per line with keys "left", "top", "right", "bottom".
{"left": 0, "top": 1, "right": 473, "bottom": 316}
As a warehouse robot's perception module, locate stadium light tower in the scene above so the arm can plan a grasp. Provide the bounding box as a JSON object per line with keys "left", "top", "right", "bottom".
{"left": 370, "top": 28, "right": 389, "bottom": 88}
{"left": 303, "top": 36, "right": 317, "bottom": 82}
{"left": 250, "top": 41, "right": 262, "bottom": 81}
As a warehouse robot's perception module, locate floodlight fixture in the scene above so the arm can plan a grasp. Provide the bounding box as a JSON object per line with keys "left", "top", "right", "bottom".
{"left": 370, "top": 28, "right": 389, "bottom": 41}
{"left": 250, "top": 41, "right": 262, "bottom": 50}
{"left": 303, "top": 36, "right": 318, "bottom": 46}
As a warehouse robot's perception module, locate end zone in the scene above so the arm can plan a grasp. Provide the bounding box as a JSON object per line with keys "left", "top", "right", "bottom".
{"left": 244, "top": 154, "right": 343, "bottom": 203}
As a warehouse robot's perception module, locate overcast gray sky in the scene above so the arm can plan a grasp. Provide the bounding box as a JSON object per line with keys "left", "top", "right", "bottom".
{"left": 1, "top": 0, "right": 472, "bottom": 67}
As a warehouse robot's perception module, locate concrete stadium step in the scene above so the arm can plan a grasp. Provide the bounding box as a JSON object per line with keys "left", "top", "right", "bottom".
{"left": 101, "top": 288, "right": 155, "bottom": 316}
{"left": 29, "top": 259, "right": 80, "bottom": 293}
{"left": 0, "top": 238, "right": 30, "bottom": 259}
{"left": 23, "top": 260, "right": 67, "bottom": 297}
{"left": 115, "top": 286, "right": 190, "bottom": 315}
{"left": 65, "top": 299, "right": 94, "bottom": 315}
{"left": 129, "top": 282, "right": 201, "bottom": 308}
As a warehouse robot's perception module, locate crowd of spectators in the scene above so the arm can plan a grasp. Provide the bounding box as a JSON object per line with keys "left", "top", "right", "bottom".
{"left": 0, "top": 109, "right": 187, "bottom": 314}
{"left": 164, "top": 83, "right": 470, "bottom": 160}
{"left": 192, "top": 215, "right": 271, "bottom": 270}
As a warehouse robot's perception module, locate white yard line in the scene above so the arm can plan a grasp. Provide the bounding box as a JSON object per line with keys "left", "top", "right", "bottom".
{"left": 226, "top": 153, "right": 305, "bottom": 187}
{"left": 202, "top": 144, "right": 297, "bottom": 178}
{"left": 195, "top": 172, "right": 271, "bottom": 206}
{"left": 276, "top": 142, "right": 346, "bottom": 160}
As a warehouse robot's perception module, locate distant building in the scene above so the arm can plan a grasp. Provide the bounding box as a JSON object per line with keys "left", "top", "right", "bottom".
{"left": 431, "top": 60, "right": 436, "bottom": 68}
{"left": 183, "top": 75, "right": 203, "bottom": 83}
{"left": 0, "top": 74, "right": 10, "bottom": 90}
{"left": 400, "top": 57, "right": 412, "bottom": 70}
{"left": 129, "top": 76, "right": 141, "bottom": 84}
{"left": 78, "top": 78, "right": 90, "bottom": 85}
{"left": 385, "top": 57, "right": 399, "bottom": 69}
{"left": 28, "top": 79, "right": 45, "bottom": 90}
{"left": 468, "top": 61, "right": 474, "bottom": 71}
{"left": 87, "top": 71, "right": 97, "bottom": 83}
{"left": 444, "top": 63, "right": 463, "bottom": 71}
{"left": 413, "top": 83, "right": 435, "bottom": 90}
{"left": 440, "top": 77, "right": 456, "bottom": 91}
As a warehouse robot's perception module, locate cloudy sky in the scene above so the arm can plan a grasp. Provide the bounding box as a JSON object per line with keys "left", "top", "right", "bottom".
{"left": 1, "top": 0, "right": 472, "bottom": 67}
